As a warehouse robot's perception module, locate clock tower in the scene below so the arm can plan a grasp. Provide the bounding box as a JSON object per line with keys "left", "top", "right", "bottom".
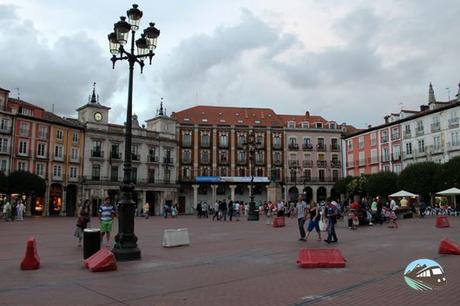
{"left": 76, "top": 83, "right": 111, "bottom": 124}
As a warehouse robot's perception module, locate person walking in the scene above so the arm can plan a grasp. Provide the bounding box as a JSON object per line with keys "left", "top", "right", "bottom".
{"left": 143, "top": 202, "right": 150, "bottom": 219}
{"left": 305, "top": 201, "right": 322, "bottom": 241}
{"left": 213, "top": 201, "right": 220, "bottom": 221}
{"left": 324, "top": 198, "right": 338, "bottom": 243}
{"left": 3, "top": 200, "right": 11, "bottom": 222}
{"left": 74, "top": 204, "right": 90, "bottom": 247}
{"left": 228, "top": 200, "right": 234, "bottom": 221}
{"left": 277, "top": 200, "right": 285, "bottom": 217}
{"left": 221, "top": 200, "right": 227, "bottom": 221}
{"left": 16, "top": 201, "right": 25, "bottom": 221}
{"left": 98, "top": 197, "right": 116, "bottom": 247}
{"left": 202, "top": 202, "right": 208, "bottom": 218}
{"left": 296, "top": 197, "right": 308, "bottom": 241}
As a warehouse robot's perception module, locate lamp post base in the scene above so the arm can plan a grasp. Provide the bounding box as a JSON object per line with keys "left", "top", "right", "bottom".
{"left": 247, "top": 200, "right": 259, "bottom": 221}
{"left": 112, "top": 245, "right": 141, "bottom": 261}
{"left": 247, "top": 213, "right": 259, "bottom": 221}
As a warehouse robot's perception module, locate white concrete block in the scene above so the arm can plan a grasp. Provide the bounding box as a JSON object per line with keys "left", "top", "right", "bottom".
{"left": 162, "top": 228, "right": 190, "bottom": 247}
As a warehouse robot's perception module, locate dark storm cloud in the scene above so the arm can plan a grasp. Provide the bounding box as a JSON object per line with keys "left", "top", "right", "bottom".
{"left": 0, "top": 5, "right": 121, "bottom": 116}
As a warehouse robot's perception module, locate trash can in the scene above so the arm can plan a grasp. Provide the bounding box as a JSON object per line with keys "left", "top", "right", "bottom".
{"left": 83, "top": 228, "right": 101, "bottom": 259}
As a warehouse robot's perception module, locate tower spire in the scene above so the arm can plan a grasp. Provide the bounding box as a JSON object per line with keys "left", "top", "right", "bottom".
{"left": 90, "top": 82, "right": 97, "bottom": 103}
{"left": 158, "top": 97, "right": 165, "bottom": 116}
{"left": 428, "top": 82, "right": 436, "bottom": 104}
{"left": 457, "top": 83, "right": 460, "bottom": 102}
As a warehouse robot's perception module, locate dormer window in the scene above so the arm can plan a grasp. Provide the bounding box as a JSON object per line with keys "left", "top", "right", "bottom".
{"left": 287, "top": 121, "right": 296, "bottom": 128}
{"left": 316, "top": 122, "right": 323, "bottom": 128}
{"left": 20, "top": 107, "right": 32, "bottom": 116}
{"left": 329, "top": 122, "right": 336, "bottom": 129}
{"left": 301, "top": 122, "right": 309, "bottom": 128}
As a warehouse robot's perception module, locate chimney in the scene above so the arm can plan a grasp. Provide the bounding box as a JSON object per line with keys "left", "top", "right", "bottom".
{"left": 305, "top": 111, "right": 310, "bottom": 117}
{"left": 384, "top": 115, "right": 390, "bottom": 124}
{"left": 420, "top": 105, "right": 429, "bottom": 112}
{"left": 368, "top": 124, "right": 372, "bottom": 129}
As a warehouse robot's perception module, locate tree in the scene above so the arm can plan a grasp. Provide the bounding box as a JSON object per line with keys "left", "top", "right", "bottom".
{"left": 398, "top": 162, "right": 441, "bottom": 202}
{"left": 346, "top": 174, "right": 369, "bottom": 197}
{"left": 0, "top": 171, "right": 7, "bottom": 194}
{"left": 438, "top": 156, "right": 460, "bottom": 189}
{"left": 333, "top": 176, "right": 354, "bottom": 196}
{"left": 366, "top": 171, "right": 399, "bottom": 198}
{"left": 8, "top": 171, "right": 46, "bottom": 196}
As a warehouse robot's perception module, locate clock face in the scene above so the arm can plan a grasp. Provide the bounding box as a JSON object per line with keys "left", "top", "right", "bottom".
{"left": 94, "top": 112, "right": 103, "bottom": 122}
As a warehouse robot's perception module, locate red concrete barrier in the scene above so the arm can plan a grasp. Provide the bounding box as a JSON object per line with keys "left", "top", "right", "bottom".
{"left": 438, "top": 238, "right": 460, "bottom": 255}
{"left": 20, "top": 237, "right": 40, "bottom": 270}
{"left": 296, "top": 248, "right": 346, "bottom": 268}
{"left": 272, "top": 216, "right": 285, "bottom": 227}
{"left": 435, "top": 216, "right": 449, "bottom": 228}
{"left": 84, "top": 248, "right": 117, "bottom": 272}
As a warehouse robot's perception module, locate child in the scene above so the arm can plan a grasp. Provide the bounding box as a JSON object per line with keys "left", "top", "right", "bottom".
{"left": 74, "top": 206, "right": 90, "bottom": 247}
{"left": 388, "top": 208, "right": 398, "bottom": 228}
{"left": 351, "top": 211, "right": 359, "bottom": 230}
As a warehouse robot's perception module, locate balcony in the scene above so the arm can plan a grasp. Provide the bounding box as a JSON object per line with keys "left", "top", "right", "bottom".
{"left": 53, "top": 153, "right": 65, "bottom": 162}
{"left": 200, "top": 158, "right": 211, "bottom": 165}
{"left": 447, "top": 142, "right": 460, "bottom": 152}
{"left": 302, "top": 160, "right": 313, "bottom": 167}
{"left": 368, "top": 157, "right": 379, "bottom": 164}
{"left": 316, "top": 144, "right": 326, "bottom": 152}
{"left": 90, "top": 150, "right": 104, "bottom": 158}
{"left": 272, "top": 143, "right": 282, "bottom": 150}
{"left": 391, "top": 133, "right": 400, "bottom": 141}
{"left": 147, "top": 155, "right": 159, "bottom": 163}
{"left": 273, "top": 159, "right": 282, "bottom": 166}
{"left": 402, "top": 151, "right": 413, "bottom": 160}
{"left": 286, "top": 176, "right": 337, "bottom": 184}
{"left": 358, "top": 159, "right": 365, "bottom": 166}
{"left": 381, "top": 137, "right": 389, "bottom": 144}
{"left": 182, "top": 157, "right": 192, "bottom": 164}
{"left": 302, "top": 143, "right": 313, "bottom": 151}
{"left": 255, "top": 143, "right": 264, "bottom": 150}
{"left": 415, "top": 128, "right": 424, "bottom": 136}
{"left": 179, "top": 175, "right": 194, "bottom": 182}
{"left": 69, "top": 156, "right": 81, "bottom": 164}
{"left": 219, "top": 158, "right": 229, "bottom": 165}
{"left": 163, "top": 157, "right": 174, "bottom": 164}
{"left": 288, "top": 160, "right": 299, "bottom": 167}
{"left": 404, "top": 131, "right": 412, "bottom": 139}
{"left": 16, "top": 150, "right": 31, "bottom": 158}
{"left": 110, "top": 151, "right": 122, "bottom": 160}
{"left": 137, "top": 179, "right": 175, "bottom": 185}
{"left": 182, "top": 140, "right": 192, "bottom": 148}
{"left": 200, "top": 141, "right": 210, "bottom": 148}
{"left": 330, "top": 144, "right": 340, "bottom": 152}
{"left": 317, "top": 160, "right": 327, "bottom": 168}
{"left": 449, "top": 118, "right": 459, "bottom": 128}
{"left": 391, "top": 154, "right": 401, "bottom": 162}
{"left": 431, "top": 123, "right": 441, "bottom": 133}
{"left": 428, "top": 145, "right": 444, "bottom": 155}
{"left": 288, "top": 143, "right": 299, "bottom": 150}
{"left": 0, "top": 125, "right": 11, "bottom": 134}
{"left": 330, "top": 160, "right": 341, "bottom": 168}
{"left": 218, "top": 142, "right": 229, "bottom": 149}
{"left": 237, "top": 142, "right": 246, "bottom": 149}
{"left": 255, "top": 158, "right": 265, "bottom": 165}
{"left": 0, "top": 146, "right": 11, "bottom": 155}
{"left": 236, "top": 159, "right": 247, "bottom": 165}
{"left": 131, "top": 153, "right": 140, "bottom": 162}
{"left": 381, "top": 155, "right": 390, "bottom": 163}
{"left": 347, "top": 160, "right": 354, "bottom": 168}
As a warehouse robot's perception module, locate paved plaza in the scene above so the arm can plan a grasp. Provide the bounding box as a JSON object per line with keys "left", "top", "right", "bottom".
{"left": 0, "top": 215, "right": 459, "bottom": 306}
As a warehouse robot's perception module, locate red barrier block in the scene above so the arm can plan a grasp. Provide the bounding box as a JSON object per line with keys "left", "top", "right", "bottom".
{"left": 84, "top": 248, "right": 117, "bottom": 272}
{"left": 296, "top": 248, "right": 346, "bottom": 268}
{"left": 439, "top": 238, "right": 460, "bottom": 255}
{"left": 435, "top": 216, "right": 450, "bottom": 228}
{"left": 273, "top": 216, "right": 285, "bottom": 227}
{"left": 20, "top": 237, "right": 40, "bottom": 270}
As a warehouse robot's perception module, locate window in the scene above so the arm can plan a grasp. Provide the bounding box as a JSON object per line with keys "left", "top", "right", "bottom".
{"left": 347, "top": 140, "right": 353, "bottom": 150}
{"left": 0, "top": 159, "right": 7, "bottom": 173}
{"left": 17, "top": 161, "right": 27, "bottom": 171}
{"left": 37, "top": 143, "right": 46, "bottom": 157}
{"left": 182, "top": 149, "right": 191, "bottom": 163}
{"left": 219, "top": 133, "right": 228, "bottom": 147}
{"left": 93, "top": 140, "right": 101, "bottom": 151}
{"left": 36, "top": 163, "right": 45, "bottom": 177}
{"left": 20, "top": 108, "right": 32, "bottom": 116}
{"left": 255, "top": 134, "right": 264, "bottom": 146}
{"left": 71, "top": 148, "right": 79, "bottom": 161}
{"left": 111, "top": 166, "right": 119, "bottom": 181}
{"left": 56, "top": 129, "right": 63, "bottom": 140}
{"left": 433, "top": 135, "right": 441, "bottom": 150}
{"left": 53, "top": 165, "right": 62, "bottom": 178}
{"left": 371, "top": 149, "right": 378, "bottom": 163}
{"left": 19, "top": 140, "right": 28, "bottom": 155}
{"left": 288, "top": 137, "right": 297, "bottom": 145}
{"left": 148, "top": 168, "right": 155, "bottom": 183}
{"left": 391, "top": 127, "right": 400, "bottom": 140}
{"left": 182, "top": 132, "right": 192, "bottom": 146}
{"left": 92, "top": 164, "right": 101, "bottom": 180}
{"left": 238, "top": 134, "right": 246, "bottom": 146}
{"left": 358, "top": 136, "right": 364, "bottom": 149}
{"left": 274, "top": 151, "right": 281, "bottom": 162}
{"left": 54, "top": 145, "right": 63, "bottom": 159}
{"left": 238, "top": 151, "right": 246, "bottom": 162}
{"left": 315, "top": 122, "right": 323, "bottom": 128}
{"left": 201, "top": 150, "right": 210, "bottom": 163}
{"left": 256, "top": 151, "right": 264, "bottom": 163}
{"left": 287, "top": 121, "right": 295, "bottom": 128}
{"left": 318, "top": 169, "right": 325, "bottom": 181}
{"left": 0, "top": 138, "right": 8, "bottom": 153}
{"left": 301, "top": 122, "right": 309, "bottom": 128}
{"left": 451, "top": 131, "right": 460, "bottom": 146}
{"left": 392, "top": 145, "right": 401, "bottom": 160}
{"left": 131, "top": 168, "right": 138, "bottom": 183}
{"left": 416, "top": 121, "right": 424, "bottom": 133}
{"left": 0, "top": 118, "right": 9, "bottom": 131}
{"left": 404, "top": 125, "right": 411, "bottom": 136}
{"left": 19, "top": 122, "right": 30, "bottom": 136}
{"left": 38, "top": 126, "right": 47, "bottom": 139}
{"left": 418, "top": 139, "right": 425, "bottom": 153}
{"left": 164, "top": 168, "right": 171, "bottom": 183}
{"left": 219, "top": 150, "right": 228, "bottom": 163}
{"left": 72, "top": 131, "right": 78, "bottom": 143}
{"left": 201, "top": 132, "right": 210, "bottom": 146}
{"left": 70, "top": 167, "right": 77, "bottom": 178}
{"left": 329, "top": 122, "right": 336, "bottom": 129}
{"left": 394, "top": 164, "right": 401, "bottom": 174}
{"left": 382, "top": 147, "right": 389, "bottom": 161}
{"left": 381, "top": 130, "right": 388, "bottom": 143}
{"left": 406, "top": 142, "right": 412, "bottom": 155}
{"left": 220, "top": 167, "right": 228, "bottom": 176}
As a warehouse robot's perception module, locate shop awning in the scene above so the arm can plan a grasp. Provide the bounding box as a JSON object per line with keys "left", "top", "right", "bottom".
{"left": 436, "top": 187, "right": 460, "bottom": 196}
{"left": 389, "top": 190, "right": 418, "bottom": 197}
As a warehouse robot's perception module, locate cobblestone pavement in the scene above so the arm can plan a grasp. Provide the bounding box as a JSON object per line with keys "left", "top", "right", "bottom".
{"left": 0, "top": 215, "right": 459, "bottom": 306}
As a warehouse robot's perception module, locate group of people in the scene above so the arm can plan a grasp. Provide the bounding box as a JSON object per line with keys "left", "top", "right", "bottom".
{"left": 1, "top": 198, "right": 26, "bottom": 222}
{"left": 207, "top": 200, "right": 247, "bottom": 221}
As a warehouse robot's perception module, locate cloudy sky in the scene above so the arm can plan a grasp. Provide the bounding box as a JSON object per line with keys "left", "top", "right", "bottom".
{"left": 0, "top": 0, "right": 459, "bottom": 127}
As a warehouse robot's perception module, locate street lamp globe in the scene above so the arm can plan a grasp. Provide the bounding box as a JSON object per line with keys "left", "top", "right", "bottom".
{"left": 107, "top": 32, "right": 120, "bottom": 55}
{"left": 127, "top": 4, "right": 143, "bottom": 31}
{"left": 135, "top": 34, "right": 149, "bottom": 56}
{"left": 143, "top": 22, "right": 160, "bottom": 50}
{"left": 114, "top": 16, "right": 131, "bottom": 45}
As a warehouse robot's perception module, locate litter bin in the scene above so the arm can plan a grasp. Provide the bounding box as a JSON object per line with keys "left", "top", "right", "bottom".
{"left": 83, "top": 228, "right": 101, "bottom": 259}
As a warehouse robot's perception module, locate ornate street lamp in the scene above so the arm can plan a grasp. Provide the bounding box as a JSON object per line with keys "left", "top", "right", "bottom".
{"left": 107, "top": 4, "right": 160, "bottom": 261}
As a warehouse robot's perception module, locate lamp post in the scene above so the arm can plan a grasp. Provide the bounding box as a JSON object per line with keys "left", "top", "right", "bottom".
{"left": 107, "top": 4, "right": 160, "bottom": 261}
{"left": 289, "top": 163, "right": 300, "bottom": 202}
{"left": 246, "top": 131, "right": 259, "bottom": 221}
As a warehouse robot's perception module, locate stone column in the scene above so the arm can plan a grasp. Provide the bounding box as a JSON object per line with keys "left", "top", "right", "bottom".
{"left": 192, "top": 184, "right": 199, "bottom": 211}
{"left": 247, "top": 185, "right": 253, "bottom": 203}
{"left": 284, "top": 185, "right": 288, "bottom": 203}
{"left": 211, "top": 185, "right": 218, "bottom": 205}
{"left": 312, "top": 185, "right": 318, "bottom": 203}
{"left": 44, "top": 183, "right": 50, "bottom": 217}
{"left": 229, "top": 185, "right": 236, "bottom": 201}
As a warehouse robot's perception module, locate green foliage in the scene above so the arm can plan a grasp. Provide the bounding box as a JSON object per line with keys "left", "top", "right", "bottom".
{"left": 333, "top": 176, "right": 354, "bottom": 195}
{"left": 398, "top": 162, "right": 440, "bottom": 201}
{"left": 366, "top": 171, "right": 399, "bottom": 198}
{"left": 438, "top": 156, "right": 460, "bottom": 189}
{"left": 346, "top": 174, "right": 369, "bottom": 196}
{"left": 0, "top": 172, "right": 7, "bottom": 193}
{"left": 8, "top": 171, "right": 46, "bottom": 196}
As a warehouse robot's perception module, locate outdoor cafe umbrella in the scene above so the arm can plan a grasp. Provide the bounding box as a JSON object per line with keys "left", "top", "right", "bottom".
{"left": 436, "top": 187, "right": 460, "bottom": 209}
{"left": 389, "top": 190, "right": 419, "bottom": 198}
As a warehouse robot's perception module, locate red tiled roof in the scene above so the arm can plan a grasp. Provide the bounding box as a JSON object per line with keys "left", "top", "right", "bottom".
{"left": 172, "top": 105, "right": 284, "bottom": 127}
{"left": 8, "top": 97, "right": 45, "bottom": 111}
{"left": 278, "top": 114, "right": 329, "bottom": 126}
